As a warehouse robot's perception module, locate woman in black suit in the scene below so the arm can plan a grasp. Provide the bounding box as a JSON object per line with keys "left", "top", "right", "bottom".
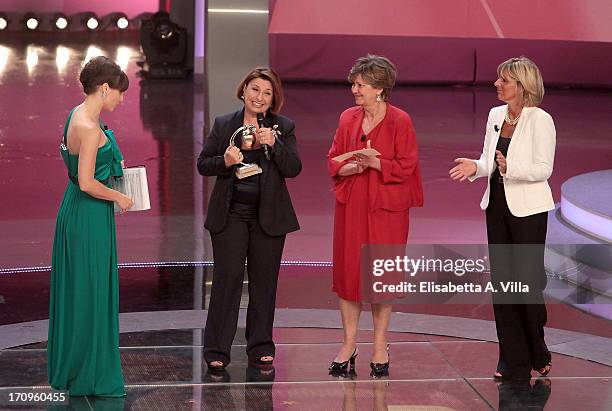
{"left": 197, "top": 67, "right": 301, "bottom": 371}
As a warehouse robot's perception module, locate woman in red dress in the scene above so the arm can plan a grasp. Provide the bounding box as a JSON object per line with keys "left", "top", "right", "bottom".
{"left": 327, "top": 55, "right": 423, "bottom": 376}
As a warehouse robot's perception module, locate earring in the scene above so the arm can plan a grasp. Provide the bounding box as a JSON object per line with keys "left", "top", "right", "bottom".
{"left": 240, "top": 95, "right": 244, "bottom": 100}
{"left": 102, "top": 91, "right": 107, "bottom": 98}
{"left": 376, "top": 94, "right": 382, "bottom": 102}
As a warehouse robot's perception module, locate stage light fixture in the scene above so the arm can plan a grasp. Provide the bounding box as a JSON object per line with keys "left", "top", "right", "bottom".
{"left": 117, "top": 17, "right": 129, "bottom": 30}
{"left": 99, "top": 13, "right": 131, "bottom": 31}
{"left": 86, "top": 17, "right": 99, "bottom": 30}
{"left": 0, "top": 17, "right": 8, "bottom": 31}
{"left": 139, "top": 11, "right": 189, "bottom": 78}
{"left": 68, "top": 12, "right": 101, "bottom": 32}
{"left": 25, "top": 15, "right": 39, "bottom": 30}
{"left": 54, "top": 14, "right": 69, "bottom": 30}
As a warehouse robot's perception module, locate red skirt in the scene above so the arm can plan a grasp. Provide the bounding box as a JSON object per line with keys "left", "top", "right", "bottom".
{"left": 332, "top": 171, "right": 409, "bottom": 302}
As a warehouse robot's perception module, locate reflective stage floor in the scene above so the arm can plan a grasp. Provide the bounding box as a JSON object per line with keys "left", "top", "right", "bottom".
{"left": 1, "top": 326, "right": 611, "bottom": 410}
{"left": 1, "top": 265, "right": 611, "bottom": 410}
{"left": 0, "top": 35, "right": 611, "bottom": 410}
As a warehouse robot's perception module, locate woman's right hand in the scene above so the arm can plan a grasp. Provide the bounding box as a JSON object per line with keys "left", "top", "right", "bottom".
{"left": 449, "top": 158, "right": 477, "bottom": 181}
{"left": 224, "top": 146, "right": 244, "bottom": 167}
{"left": 117, "top": 194, "right": 134, "bottom": 213}
{"left": 338, "top": 161, "right": 366, "bottom": 176}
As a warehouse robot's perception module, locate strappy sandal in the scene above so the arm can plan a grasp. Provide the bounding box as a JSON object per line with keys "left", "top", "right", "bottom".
{"left": 207, "top": 360, "right": 227, "bottom": 372}
{"left": 536, "top": 362, "right": 552, "bottom": 377}
{"left": 252, "top": 355, "right": 274, "bottom": 366}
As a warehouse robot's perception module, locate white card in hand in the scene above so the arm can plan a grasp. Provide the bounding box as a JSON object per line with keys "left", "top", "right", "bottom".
{"left": 112, "top": 166, "right": 151, "bottom": 212}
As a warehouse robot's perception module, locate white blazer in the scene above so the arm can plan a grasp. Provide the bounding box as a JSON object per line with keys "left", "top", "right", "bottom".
{"left": 469, "top": 105, "right": 556, "bottom": 217}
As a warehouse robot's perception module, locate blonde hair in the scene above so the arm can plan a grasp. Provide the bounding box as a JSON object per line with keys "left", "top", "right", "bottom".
{"left": 497, "top": 57, "right": 544, "bottom": 107}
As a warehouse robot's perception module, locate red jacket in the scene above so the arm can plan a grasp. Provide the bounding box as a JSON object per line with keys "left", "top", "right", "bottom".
{"left": 327, "top": 104, "right": 423, "bottom": 211}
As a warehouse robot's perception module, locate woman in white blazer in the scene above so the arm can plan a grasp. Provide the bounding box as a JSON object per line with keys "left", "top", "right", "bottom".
{"left": 450, "top": 57, "right": 556, "bottom": 380}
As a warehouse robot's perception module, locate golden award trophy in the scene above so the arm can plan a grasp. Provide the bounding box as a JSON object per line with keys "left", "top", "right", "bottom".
{"left": 229, "top": 124, "right": 263, "bottom": 179}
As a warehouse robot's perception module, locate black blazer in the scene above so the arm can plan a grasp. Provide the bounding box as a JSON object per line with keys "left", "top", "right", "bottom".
{"left": 197, "top": 108, "right": 301, "bottom": 236}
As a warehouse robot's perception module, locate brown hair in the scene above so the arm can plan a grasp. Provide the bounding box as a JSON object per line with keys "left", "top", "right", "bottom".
{"left": 348, "top": 54, "right": 397, "bottom": 100}
{"left": 497, "top": 56, "right": 545, "bottom": 107}
{"left": 79, "top": 56, "right": 129, "bottom": 95}
{"left": 235, "top": 67, "right": 284, "bottom": 114}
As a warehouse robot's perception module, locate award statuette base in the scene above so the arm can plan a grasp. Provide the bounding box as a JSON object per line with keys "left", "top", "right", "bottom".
{"left": 235, "top": 163, "right": 263, "bottom": 179}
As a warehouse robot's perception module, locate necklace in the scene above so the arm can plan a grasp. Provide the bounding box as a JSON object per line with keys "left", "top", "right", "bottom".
{"left": 505, "top": 108, "right": 522, "bottom": 126}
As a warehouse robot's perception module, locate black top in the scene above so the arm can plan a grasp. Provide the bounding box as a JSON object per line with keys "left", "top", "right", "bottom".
{"left": 231, "top": 148, "right": 264, "bottom": 206}
{"left": 491, "top": 136, "right": 511, "bottom": 183}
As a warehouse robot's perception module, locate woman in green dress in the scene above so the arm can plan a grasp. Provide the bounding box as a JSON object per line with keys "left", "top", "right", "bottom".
{"left": 48, "top": 56, "right": 133, "bottom": 397}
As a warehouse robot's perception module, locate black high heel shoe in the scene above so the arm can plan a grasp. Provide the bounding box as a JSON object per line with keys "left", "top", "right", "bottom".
{"left": 206, "top": 360, "right": 227, "bottom": 373}
{"left": 370, "top": 345, "right": 390, "bottom": 377}
{"left": 329, "top": 347, "right": 358, "bottom": 373}
{"left": 536, "top": 362, "right": 552, "bottom": 377}
{"left": 250, "top": 355, "right": 274, "bottom": 366}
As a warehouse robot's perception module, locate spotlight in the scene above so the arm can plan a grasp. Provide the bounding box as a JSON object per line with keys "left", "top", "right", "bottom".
{"left": 117, "top": 17, "right": 129, "bottom": 30}
{"left": 86, "top": 17, "right": 99, "bottom": 30}
{"left": 139, "top": 11, "right": 189, "bottom": 78}
{"left": 26, "top": 19, "right": 38, "bottom": 30}
{"left": 100, "top": 13, "right": 131, "bottom": 31}
{"left": 0, "top": 16, "right": 8, "bottom": 31}
{"left": 54, "top": 14, "right": 69, "bottom": 30}
{"left": 69, "top": 12, "right": 101, "bottom": 32}
{"left": 24, "top": 14, "right": 39, "bottom": 30}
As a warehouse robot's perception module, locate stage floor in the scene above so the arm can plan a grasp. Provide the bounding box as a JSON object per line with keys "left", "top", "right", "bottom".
{"left": 1, "top": 325, "right": 611, "bottom": 410}
{"left": 0, "top": 33, "right": 611, "bottom": 410}
{"left": 1, "top": 264, "right": 612, "bottom": 409}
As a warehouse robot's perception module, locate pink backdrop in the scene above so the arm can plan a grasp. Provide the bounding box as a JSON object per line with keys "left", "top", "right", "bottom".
{"left": 269, "top": 0, "right": 612, "bottom": 86}
{"left": 269, "top": 0, "right": 612, "bottom": 42}
{"left": 0, "top": 0, "right": 158, "bottom": 18}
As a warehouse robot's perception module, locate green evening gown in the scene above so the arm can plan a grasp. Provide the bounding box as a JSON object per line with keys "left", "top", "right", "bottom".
{"left": 47, "top": 108, "right": 126, "bottom": 397}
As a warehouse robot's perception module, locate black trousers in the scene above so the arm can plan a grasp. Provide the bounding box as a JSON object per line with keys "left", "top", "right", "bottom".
{"left": 486, "top": 181, "right": 551, "bottom": 378}
{"left": 203, "top": 212, "right": 286, "bottom": 365}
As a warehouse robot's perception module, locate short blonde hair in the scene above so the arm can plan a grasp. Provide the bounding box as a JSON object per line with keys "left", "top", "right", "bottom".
{"left": 497, "top": 57, "right": 545, "bottom": 107}
{"left": 348, "top": 54, "right": 397, "bottom": 101}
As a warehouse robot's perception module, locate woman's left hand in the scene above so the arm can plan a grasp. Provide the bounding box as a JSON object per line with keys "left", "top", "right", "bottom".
{"left": 257, "top": 127, "right": 275, "bottom": 147}
{"left": 353, "top": 154, "right": 380, "bottom": 170}
{"left": 495, "top": 150, "right": 507, "bottom": 174}
{"left": 353, "top": 140, "right": 381, "bottom": 170}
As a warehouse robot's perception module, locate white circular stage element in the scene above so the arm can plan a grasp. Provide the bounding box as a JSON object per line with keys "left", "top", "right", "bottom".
{"left": 560, "top": 170, "right": 612, "bottom": 243}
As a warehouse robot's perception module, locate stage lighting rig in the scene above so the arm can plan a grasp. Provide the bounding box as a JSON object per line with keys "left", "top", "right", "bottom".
{"left": 139, "top": 11, "right": 189, "bottom": 79}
